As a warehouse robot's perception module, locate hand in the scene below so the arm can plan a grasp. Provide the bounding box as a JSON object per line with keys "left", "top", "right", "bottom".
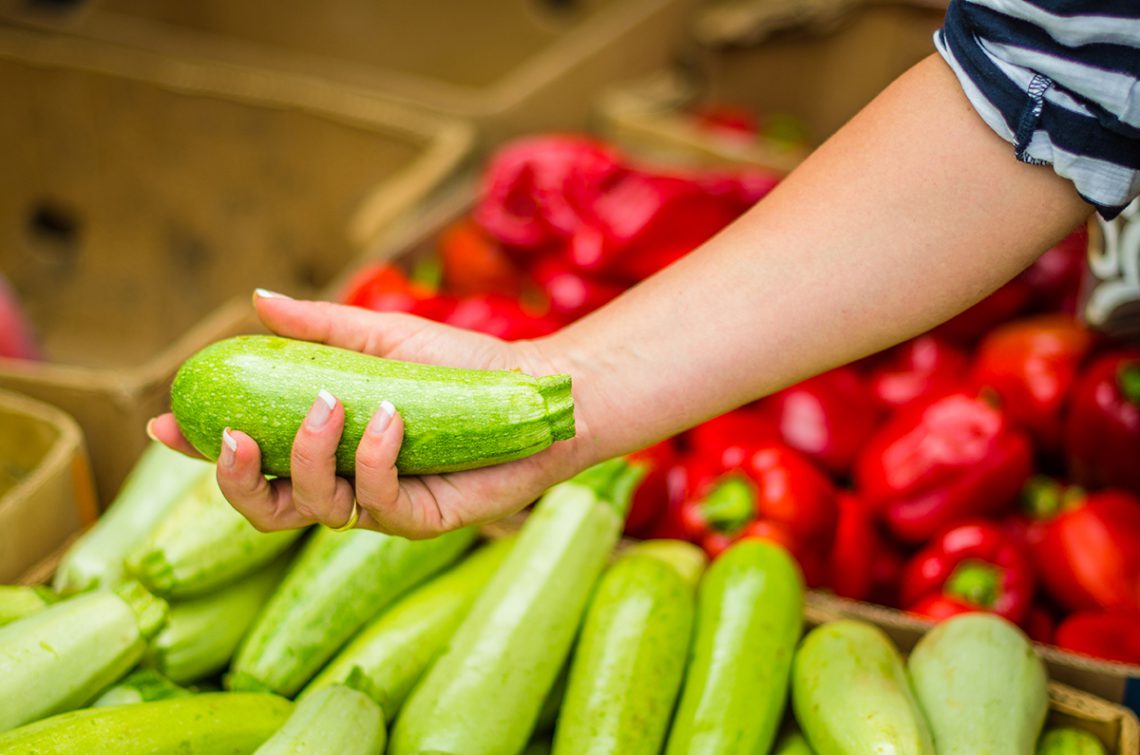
{"left": 149, "top": 291, "right": 594, "bottom": 539}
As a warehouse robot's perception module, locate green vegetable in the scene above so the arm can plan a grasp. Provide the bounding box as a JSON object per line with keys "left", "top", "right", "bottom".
{"left": 254, "top": 680, "right": 385, "bottom": 755}
{"left": 793, "top": 620, "right": 934, "bottom": 755}
{"left": 909, "top": 613, "right": 1048, "bottom": 755}
{"left": 389, "top": 459, "right": 641, "bottom": 755}
{"left": 147, "top": 554, "right": 291, "bottom": 685}
{"left": 170, "top": 335, "right": 575, "bottom": 476}
{"left": 774, "top": 730, "right": 817, "bottom": 755}
{"left": 230, "top": 526, "right": 477, "bottom": 697}
{"left": 1036, "top": 727, "right": 1108, "bottom": 755}
{"left": 91, "top": 669, "right": 191, "bottom": 707}
{"left": 665, "top": 539, "right": 804, "bottom": 755}
{"left": 125, "top": 473, "right": 304, "bottom": 599}
{"left": 0, "top": 585, "right": 56, "bottom": 627}
{"left": 0, "top": 692, "right": 292, "bottom": 753}
{"left": 0, "top": 580, "right": 167, "bottom": 732}
{"left": 54, "top": 442, "right": 211, "bottom": 593}
{"left": 302, "top": 537, "right": 513, "bottom": 718}
{"left": 554, "top": 540, "right": 704, "bottom": 755}
{"left": 533, "top": 660, "right": 570, "bottom": 736}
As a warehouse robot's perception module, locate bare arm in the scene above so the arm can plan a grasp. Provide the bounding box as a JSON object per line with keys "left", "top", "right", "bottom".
{"left": 152, "top": 54, "right": 1091, "bottom": 538}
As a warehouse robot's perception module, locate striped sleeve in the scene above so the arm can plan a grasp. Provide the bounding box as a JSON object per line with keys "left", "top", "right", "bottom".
{"left": 936, "top": 0, "right": 1140, "bottom": 218}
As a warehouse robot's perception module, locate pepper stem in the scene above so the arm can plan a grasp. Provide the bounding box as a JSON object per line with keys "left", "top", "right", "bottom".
{"left": 699, "top": 475, "right": 757, "bottom": 534}
{"left": 1119, "top": 363, "right": 1140, "bottom": 406}
{"left": 1021, "top": 475, "right": 1065, "bottom": 519}
{"left": 945, "top": 560, "right": 1003, "bottom": 608}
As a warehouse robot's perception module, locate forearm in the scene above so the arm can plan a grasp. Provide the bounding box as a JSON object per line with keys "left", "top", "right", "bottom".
{"left": 542, "top": 54, "right": 1091, "bottom": 463}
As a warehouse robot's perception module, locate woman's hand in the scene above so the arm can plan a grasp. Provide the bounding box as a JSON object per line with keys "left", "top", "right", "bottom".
{"left": 149, "top": 291, "right": 595, "bottom": 539}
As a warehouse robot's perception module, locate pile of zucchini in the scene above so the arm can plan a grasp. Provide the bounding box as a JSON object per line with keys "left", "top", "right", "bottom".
{"left": 0, "top": 444, "right": 1110, "bottom": 754}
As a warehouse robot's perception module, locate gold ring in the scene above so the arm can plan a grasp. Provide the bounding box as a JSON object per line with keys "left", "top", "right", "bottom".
{"left": 330, "top": 499, "right": 360, "bottom": 532}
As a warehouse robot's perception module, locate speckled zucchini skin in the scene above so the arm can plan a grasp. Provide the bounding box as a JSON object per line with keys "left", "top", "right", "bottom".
{"left": 0, "top": 692, "right": 292, "bottom": 753}
{"left": 171, "top": 335, "right": 575, "bottom": 476}
{"left": 254, "top": 683, "right": 385, "bottom": 755}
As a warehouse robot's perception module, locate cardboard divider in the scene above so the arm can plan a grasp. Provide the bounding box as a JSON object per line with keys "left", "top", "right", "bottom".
{"left": 0, "top": 26, "right": 474, "bottom": 503}
{"left": 0, "top": 388, "right": 97, "bottom": 581}
{"left": 3, "top": 0, "right": 701, "bottom": 146}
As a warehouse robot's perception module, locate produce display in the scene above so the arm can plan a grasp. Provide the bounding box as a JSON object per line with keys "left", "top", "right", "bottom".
{"left": 338, "top": 134, "right": 1140, "bottom": 670}
{"left": 1, "top": 449, "right": 1116, "bottom": 752}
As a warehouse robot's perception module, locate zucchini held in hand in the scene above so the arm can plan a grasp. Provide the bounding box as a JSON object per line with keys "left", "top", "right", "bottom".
{"left": 171, "top": 335, "right": 575, "bottom": 476}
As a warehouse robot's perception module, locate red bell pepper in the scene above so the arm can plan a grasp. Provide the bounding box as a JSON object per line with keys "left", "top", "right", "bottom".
{"left": 623, "top": 440, "right": 684, "bottom": 538}
{"left": 759, "top": 366, "right": 880, "bottom": 477}
{"left": 1023, "top": 606, "right": 1056, "bottom": 645}
{"left": 901, "top": 521, "right": 1036, "bottom": 624}
{"left": 1065, "top": 349, "right": 1140, "bottom": 496}
{"left": 865, "top": 335, "right": 969, "bottom": 412}
{"left": 854, "top": 391, "right": 1033, "bottom": 543}
{"left": 684, "top": 406, "right": 778, "bottom": 470}
{"left": 828, "top": 492, "right": 880, "bottom": 602}
{"left": 1031, "top": 484, "right": 1140, "bottom": 614}
{"left": 530, "top": 257, "right": 623, "bottom": 323}
{"left": 1022, "top": 226, "right": 1088, "bottom": 314}
{"left": 970, "top": 314, "right": 1093, "bottom": 453}
{"left": 640, "top": 455, "right": 708, "bottom": 541}
{"left": 339, "top": 262, "right": 429, "bottom": 313}
{"left": 1054, "top": 612, "right": 1140, "bottom": 666}
{"left": 438, "top": 218, "right": 524, "bottom": 297}
{"left": 442, "top": 294, "right": 560, "bottom": 341}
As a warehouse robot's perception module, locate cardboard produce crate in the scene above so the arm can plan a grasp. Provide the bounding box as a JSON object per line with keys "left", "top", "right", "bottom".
{"left": 597, "top": 0, "right": 946, "bottom": 171}
{"left": 3, "top": 0, "right": 699, "bottom": 145}
{"left": 0, "top": 26, "right": 474, "bottom": 504}
{"left": 0, "top": 388, "right": 98, "bottom": 581}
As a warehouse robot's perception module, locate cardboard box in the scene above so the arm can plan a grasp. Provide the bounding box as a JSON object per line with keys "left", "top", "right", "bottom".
{"left": 0, "top": 388, "right": 98, "bottom": 581}
{"left": 2, "top": 0, "right": 700, "bottom": 146}
{"left": 0, "top": 26, "right": 474, "bottom": 504}
{"left": 597, "top": 1, "right": 946, "bottom": 171}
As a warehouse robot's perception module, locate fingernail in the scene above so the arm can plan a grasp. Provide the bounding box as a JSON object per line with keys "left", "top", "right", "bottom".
{"left": 308, "top": 389, "right": 337, "bottom": 429}
{"left": 145, "top": 418, "right": 159, "bottom": 443}
{"left": 221, "top": 428, "right": 237, "bottom": 467}
{"left": 367, "top": 400, "right": 396, "bottom": 435}
{"left": 253, "top": 288, "right": 292, "bottom": 300}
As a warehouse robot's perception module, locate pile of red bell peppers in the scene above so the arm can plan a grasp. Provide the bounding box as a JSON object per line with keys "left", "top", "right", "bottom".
{"left": 342, "top": 135, "right": 1140, "bottom": 667}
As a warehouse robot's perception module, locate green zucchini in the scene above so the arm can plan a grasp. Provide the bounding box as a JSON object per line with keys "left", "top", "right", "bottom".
{"left": 1036, "top": 728, "right": 1108, "bottom": 755}
{"left": 774, "top": 730, "right": 817, "bottom": 755}
{"left": 553, "top": 540, "right": 705, "bottom": 755}
{"left": 0, "top": 585, "right": 56, "bottom": 627}
{"left": 665, "top": 539, "right": 804, "bottom": 755}
{"left": 793, "top": 620, "right": 934, "bottom": 755}
{"left": 91, "top": 668, "right": 191, "bottom": 707}
{"left": 389, "top": 459, "right": 641, "bottom": 755}
{"left": 54, "top": 442, "right": 211, "bottom": 593}
{"left": 170, "top": 335, "right": 575, "bottom": 476}
{"left": 0, "top": 580, "right": 167, "bottom": 732}
{"left": 0, "top": 692, "right": 292, "bottom": 753}
{"left": 147, "top": 554, "right": 291, "bottom": 685}
{"left": 301, "top": 537, "right": 514, "bottom": 718}
{"left": 908, "top": 613, "right": 1048, "bottom": 755}
{"left": 254, "top": 680, "right": 385, "bottom": 755}
{"left": 230, "top": 526, "right": 477, "bottom": 697}
{"left": 125, "top": 473, "right": 304, "bottom": 599}
{"left": 532, "top": 659, "right": 570, "bottom": 736}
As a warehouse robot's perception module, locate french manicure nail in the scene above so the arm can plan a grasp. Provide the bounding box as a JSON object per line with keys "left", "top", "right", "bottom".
{"left": 368, "top": 400, "right": 396, "bottom": 435}
{"left": 253, "top": 288, "right": 292, "bottom": 300}
{"left": 308, "top": 389, "right": 337, "bottom": 429}
{"left": 145, "top": 418, "right": 159, "bottom": 443}
{"left": 221, "top": 428, "right": 237, "bottom": 467}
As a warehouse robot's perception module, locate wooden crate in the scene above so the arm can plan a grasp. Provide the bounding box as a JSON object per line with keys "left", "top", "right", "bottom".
{"left": 0, "top": 26, "right": 474, "bottom": 504}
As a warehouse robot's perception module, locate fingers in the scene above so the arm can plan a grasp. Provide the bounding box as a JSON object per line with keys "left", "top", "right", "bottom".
{"left": 353, "top": 401, "right": 403, "bottom": 533}
{"left": 252, "top": 291, "right": 427, "bottom": 358}
{"left": 146, "top": 413, "right": 205, "bottom": 459}
{"left": 216, "top": 428, "right": 313, "bottom": 532}
{"left": 287, "top": 389, "right": 358, "bottom": 529}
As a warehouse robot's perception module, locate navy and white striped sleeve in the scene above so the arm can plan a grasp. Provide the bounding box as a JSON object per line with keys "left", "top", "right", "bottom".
{"left": 935, "top": 0, "right": 1140, "bottom": 218}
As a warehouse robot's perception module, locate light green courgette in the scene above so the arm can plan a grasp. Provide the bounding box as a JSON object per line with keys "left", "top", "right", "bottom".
{"left": 125, "top": 473, "right": 304, "bottom": 599}
{"left": 91, "top": 668, "right": 191, "bottom": 707}
{"left": 171, "top": 335, "right": 575, "bottom": 476}
{"left": 302, "top": 537, "right": 513, "bottom": 718}
{"left": 908, "top": 613, "right": 1048, "bottom": 755}
{"left": 774, "top": 730, "right": 817, "bottom": 755}
{"left": 0, "top": 692, "right": 292, "bottom": 753}
{"left": 389, "top": 459, "right": 642, "bottom": 755}
{"left": 54, "top": 442, "right": 211, "bottom": 593}
{"left": 0, "top": 580, "right": 167, "bottom": 732}
{"left": 793, "top": 620, "right": 934, "bottom": 755}
{"left": 0, "top": 585, "right": 56, "bottom": 627}
{"left": 665, "top": 539, "right": 804, "bottom": 755}
{"left": 230, "top": 526, "right": 477, "bottom": 697}
{"left": 553, "top": 540, "right": 705, "bottom": 755}
{"left": 147, "top": 554, "right": 291, "bottom": 685}
{"left": 1036, "top": 727, "right": 1108, "bottom": 755}
{"left": 254, "top": 680, "right": 385, "bottom": 755}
